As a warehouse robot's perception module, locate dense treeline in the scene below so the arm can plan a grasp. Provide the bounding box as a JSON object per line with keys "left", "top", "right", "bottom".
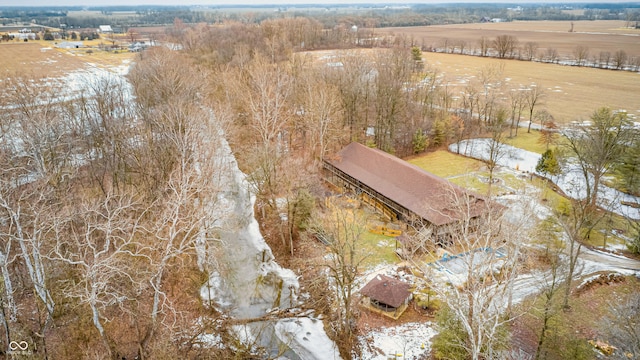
{"left": 2, "top": 4, "right": 640, "bottom": 29}
{"left": 0, "top": 49, "right": 248, "bottom": 358}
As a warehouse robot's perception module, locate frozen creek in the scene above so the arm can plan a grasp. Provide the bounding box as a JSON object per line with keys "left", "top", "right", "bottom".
{"left": 46, "top": 62, "right": 340, "bottom": 359}
{"left": 197, "top": 134, "right": 341, "bottom": 359}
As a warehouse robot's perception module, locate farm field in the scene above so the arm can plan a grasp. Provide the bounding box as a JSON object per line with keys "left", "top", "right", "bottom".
{"left": 0, "top": 42, "right": 87, "bottom": 77}
{"left": 423, "top": 51, "right": 640, "bottom": 123}
{"left": 0, "top": 41, "right": 135, "bottom": 78}
{"left": 379, "top": 20, "right": 640, "bottom": 59}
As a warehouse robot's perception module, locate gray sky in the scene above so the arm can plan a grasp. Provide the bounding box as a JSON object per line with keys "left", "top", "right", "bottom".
{"left": 0, "top": 0, "right": 615, "bottom": 7}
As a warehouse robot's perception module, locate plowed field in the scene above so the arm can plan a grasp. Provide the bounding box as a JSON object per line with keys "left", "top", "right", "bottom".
{"left": 378, "top": 20, "right": 640, "bottom": 59}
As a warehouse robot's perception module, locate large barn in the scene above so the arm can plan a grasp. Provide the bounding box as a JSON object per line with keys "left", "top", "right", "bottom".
{"left": 323, "top": 142, "right": 490, "bottom": 242}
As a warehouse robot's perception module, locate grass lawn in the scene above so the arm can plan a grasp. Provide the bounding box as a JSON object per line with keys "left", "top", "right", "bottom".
{"left": 407, "top": 150, "right": 484, "bottom": 178}
{"left": 0, "top": 41, "right": 87, "bottom": 77}
{"left": 505, "top": 129, "right": 556, "bottom": 154}
{"left": 448, "top": 173, "right": 491, "bottom": 194}
{"left": 408, "top": 150, "right": 524, "bottom": 195}
{"left": 61, "top": 47, "right": 135, "bottom": 67}
{"left": 534, "top": 178, "right": 570, "bottom": 208}
{"left": 583, "top": 211, "right": 632, "bottom": 250}
{"left": 532, "top": 178, "right": 632, "bottom": 250}
{"left": 359, "top": 230, "right": 400, "bottom": 269}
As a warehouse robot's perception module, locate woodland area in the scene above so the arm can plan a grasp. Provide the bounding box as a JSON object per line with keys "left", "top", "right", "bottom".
{"left": 2, "top": 3, "right": 640, "bottom": 29}
{"left": 1, "top": 6, "right": 640, "bottom": 360}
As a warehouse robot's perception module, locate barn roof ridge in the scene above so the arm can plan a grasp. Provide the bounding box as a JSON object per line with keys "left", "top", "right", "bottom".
{"left": 326, "top": 142, "right": 487, "bottom": 226}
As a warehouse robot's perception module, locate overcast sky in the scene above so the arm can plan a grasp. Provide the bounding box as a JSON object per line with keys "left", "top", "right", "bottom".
{"left": 0, "top": 0, "right": 621, "bottom": 7}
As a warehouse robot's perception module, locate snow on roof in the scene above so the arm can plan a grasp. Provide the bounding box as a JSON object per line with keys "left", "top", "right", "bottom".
{"left": 98, "top": 25, "right": 113, "bottom": 33}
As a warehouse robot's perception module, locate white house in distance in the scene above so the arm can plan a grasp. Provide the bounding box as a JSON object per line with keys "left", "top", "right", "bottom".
{"left": 56, "top": 41, "right": 84, "bottom": 49}
{"left": 9, "top": 28, "right": 36, "bottom": 40}
{"left": 98, "top": 25, "right": 113, "bottom": 34}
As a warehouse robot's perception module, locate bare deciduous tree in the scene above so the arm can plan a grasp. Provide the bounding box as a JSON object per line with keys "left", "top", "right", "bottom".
{"left": 478, "top": 63, "right": 504, "bottom": 124}
{"left": 544, "top": 48, "right": 559, "bottom": 63}
{"left": 563, "top": 107, "right": 633, "bottom": 210}
{"left": 508, "top": 88, "right": 527, "bottom": 137}
{"left": 573, "top": 45, "right": 590, "bottom": 66}
{"left": 524, "top": 84, "right": 545, "bottom": 134}
{"left": 75, "top": 74, "right": 136, "bottom": 195}
{"left": 602, "top": 292, "right": 640, "bottom": 358}
{"left": 430, "top": 188, "right": 529, "bottom": 360}
{"left": 50, "top": 193, "right": 148, "bottom": 357}
{"left": 329, "top": 51, "right": 374, "bottom": 143}
{"left": 493, "top": 35, "right": 518, "bottom": 59}
{"left": 613, "top": 49, "right": 628, "bottom": 70}
{"left": 599, "top": 51, "right": 611, "bottom": 69}
{"left": 478, "top": 36, "right": 491, "bottom": 57}
{"left": 373, "top": 47, "right": 413, "bottom": 153}
{"left": 298, "top": 66, "right": 344, "bottom": 162}
{"left": 4, "top": 73, "right": 72, "bottom": 186}
{"left": 533, "top": 216, "right": 567, "bottom": 360}
{"left": 523, "top": 42, "right": 539, "bottom": 61}
{"left": 554, "top": 197, "right": 602, "bottom": 309}
{"left": 485, "top": 107, "right": 509, "bottom": 196}
{"left": 312, "top": 200, "right": 369, "bottom": 358}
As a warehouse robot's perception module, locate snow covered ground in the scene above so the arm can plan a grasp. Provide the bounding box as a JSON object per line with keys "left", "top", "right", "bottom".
{"left": 275, "top": 317, "right": 342, "bottom": 360}
{"left": 420, "top": 141, "right": 640, "bottom": 311}
{"left": 359, "top": 322, "right": 437, "bottom": 360}
{"left": 450, "top": 139, "right": 640, "bottom": 219}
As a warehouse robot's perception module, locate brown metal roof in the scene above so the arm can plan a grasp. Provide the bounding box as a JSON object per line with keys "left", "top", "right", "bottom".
{"left": 360, "top": 274, "right": 411, "bottom": 308}
{"left": 328, "top": 142, "right": 487, "bottom": 226}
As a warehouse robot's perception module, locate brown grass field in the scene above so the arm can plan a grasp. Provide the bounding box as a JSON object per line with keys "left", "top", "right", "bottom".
{"left": 424, "top": 51, "right": 640, "bottom": 123}
{"left": 0, "top": 42, "right": 87, "bottom": 77}
{"left": 378, "top": 20, "right": 640, "bottom": 59}
{"left": 0, "top": 40, "right": 135, "bottom": 78}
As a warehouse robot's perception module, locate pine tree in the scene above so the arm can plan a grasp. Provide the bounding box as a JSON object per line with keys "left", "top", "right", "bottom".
{"left": 536, "top": 149, "right": 561, "bottom": 177}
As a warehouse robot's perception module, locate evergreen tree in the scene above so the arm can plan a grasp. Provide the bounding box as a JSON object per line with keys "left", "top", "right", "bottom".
{"left": 536, "top": 149, "right": 561, "bottom": 177}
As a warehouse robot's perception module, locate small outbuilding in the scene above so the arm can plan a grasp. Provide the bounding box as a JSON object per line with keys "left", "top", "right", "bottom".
{"left": 98, "top": 25, "right": 113, "bottom": 34}
{"left": 56, "top": 41, "right": 83, "bottom": 49}
{"left": 360, "top": 274, "right": 412, "bottom": 319}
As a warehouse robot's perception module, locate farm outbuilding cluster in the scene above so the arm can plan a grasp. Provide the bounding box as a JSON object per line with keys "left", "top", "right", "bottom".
{"left": 323, "top": 142, "right": 489, "bottom": 243}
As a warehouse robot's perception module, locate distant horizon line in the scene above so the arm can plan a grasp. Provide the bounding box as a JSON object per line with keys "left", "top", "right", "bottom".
{"left": 2, "top": 1, "right": 640, "bottom": 8}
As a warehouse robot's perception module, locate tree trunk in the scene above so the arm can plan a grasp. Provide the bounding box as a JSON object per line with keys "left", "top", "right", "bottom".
{"left": 535, "top": 304, "right": 552, "bottom": 360}
{"left": 0, "top": 253, "right": 17, "bottom": 322}
{"left": 91, "top": 301, "right": 112, "bottom": 358}
{"left": 10, "top": 210, "right": 55, "bottom": 316}
{"left": 563, "top": 241, "right": 581, "bottom": 309}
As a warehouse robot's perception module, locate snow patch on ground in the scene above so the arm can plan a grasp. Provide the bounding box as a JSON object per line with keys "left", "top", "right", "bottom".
{"left": 450, "top": 139, "right": 640, "bottom": 219}
{"left": 275, "top": 317, "right": 342, "bottom": 360}
{"left": 359, "top": 322, "right": 437, "bottom": 360}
